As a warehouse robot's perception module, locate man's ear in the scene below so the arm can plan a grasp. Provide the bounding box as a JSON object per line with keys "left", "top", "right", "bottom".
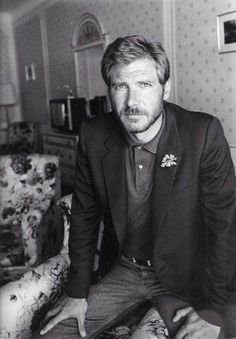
{"left": 163, "top": 79, "right": 171, "bottom": 100}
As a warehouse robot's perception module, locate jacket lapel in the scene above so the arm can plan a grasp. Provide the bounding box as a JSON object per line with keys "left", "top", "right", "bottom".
{"left": 102, "top": 125, "right": 127, "bottom": 246}
{"left": 152, "top": 105, "right": 183, "bottom": 236}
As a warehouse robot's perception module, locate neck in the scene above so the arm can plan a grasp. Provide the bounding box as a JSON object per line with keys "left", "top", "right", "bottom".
{"left": 129, "top": 113, "right": 163, "bottom": 144}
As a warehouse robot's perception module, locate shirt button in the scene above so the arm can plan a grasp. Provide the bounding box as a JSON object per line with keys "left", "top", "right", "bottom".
{"left": 138, "top": 164, "right": 143, "bottom": 169}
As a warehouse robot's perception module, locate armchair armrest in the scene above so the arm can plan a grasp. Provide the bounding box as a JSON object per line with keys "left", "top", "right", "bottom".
{"left": 0, "top": 254, "right": 69, "bottom": 339}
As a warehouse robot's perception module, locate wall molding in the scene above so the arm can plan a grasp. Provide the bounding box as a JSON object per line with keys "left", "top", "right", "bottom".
{"left": 163, "top": 0, "right": 177, "bottom": 104}
{"left": 40, "top": 11, "right": 50, "bottom": 121}
{"left": 0, "top": 13, "right": 21, "bottom": 122}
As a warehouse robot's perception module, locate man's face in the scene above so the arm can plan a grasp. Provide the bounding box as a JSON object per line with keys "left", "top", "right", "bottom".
{"left": 109, "top": 58, "right": 170, "bottom": 134}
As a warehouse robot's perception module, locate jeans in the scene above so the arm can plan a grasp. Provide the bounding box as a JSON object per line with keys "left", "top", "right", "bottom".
{"left": 34, "top": 256, "right": 194, "bottom": 339}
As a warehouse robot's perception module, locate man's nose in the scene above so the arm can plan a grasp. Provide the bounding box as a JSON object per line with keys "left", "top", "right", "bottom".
{"left": 126, "top": 88, "right": 138, "bottom": 108}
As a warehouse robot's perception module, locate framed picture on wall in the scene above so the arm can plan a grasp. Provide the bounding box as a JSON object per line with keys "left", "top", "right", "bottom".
{"left": 217, "top": 11, "right": 236, "bottom": 53}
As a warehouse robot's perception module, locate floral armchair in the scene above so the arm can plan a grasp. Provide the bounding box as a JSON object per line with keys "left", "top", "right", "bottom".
{"left": 0, "top": 153, "right": 62, "bottom": 286}
{"left": 0, "top": 122, "right": 37, "bottom": 155}
{"left": 0, "top": 194, "right": 168, "bottom": 339}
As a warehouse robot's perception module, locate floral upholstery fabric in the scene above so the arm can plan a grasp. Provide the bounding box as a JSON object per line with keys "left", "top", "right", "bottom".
{"left": 0, "top": 153, "right": 62, "bottom": 285}
{"left": 0, "top": 193, "right": 168, "bottom": 339}
{"left": 0, "top": 254, "right": 69, "bottom": 339}
{"left": 0, "top": 122, "right": 37, "bottom": 155}
{"left": 131, "top": 307, "right": 168, "bottom": 339}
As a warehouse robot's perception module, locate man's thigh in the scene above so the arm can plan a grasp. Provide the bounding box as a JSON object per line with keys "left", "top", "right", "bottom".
{"left": 84, "top": 263, "right": 145, "bottom": 336}
{"left": 33, "top": 263, "right": 144, "bottom": 339}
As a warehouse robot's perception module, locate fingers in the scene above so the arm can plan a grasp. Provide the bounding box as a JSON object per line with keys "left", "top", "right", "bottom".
{"left": 78, "top": 311, "right": 86, "bottom": 338}
{"left": 40, "top": 297, "right": 88, "bottom": 336}
{"left": 173, "top": 321, "right": 196, "bottom": 339}
{"left": 42, "top": 298, "right": 67, "bottom": 323}
{"left": 173, "top": 313, "right": 192, "bottom": 339}
{"left": 45, "top": 304, "right": 62, "bottom": 319}
{"left": 78, "top": 318, "right": 86, "bottom": 337}
{"left": 45, "top": 296, "right": 67, "bottom": 316}
{"left": 173, "top": 306, "right": 193, "bottom": 322}
{"left": 77, "top": 300, "right": 88, "bottom": 338}
{"left": 174, "top": 310, "right": 220, "bottom": 339}
{"left": 40, "top": 313, "right": 67, "bottom": 335}
{"left": 174, "top": 324, "right": 189, "bottom": 339}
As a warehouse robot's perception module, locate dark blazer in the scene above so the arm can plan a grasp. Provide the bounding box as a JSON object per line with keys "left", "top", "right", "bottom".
{"left": 66, "top": 102, "right": 236, "bottom": 315}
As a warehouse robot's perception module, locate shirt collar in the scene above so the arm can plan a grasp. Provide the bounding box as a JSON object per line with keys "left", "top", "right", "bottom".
{"left": 124, "top": 109, "right": 165, "bottom": 154}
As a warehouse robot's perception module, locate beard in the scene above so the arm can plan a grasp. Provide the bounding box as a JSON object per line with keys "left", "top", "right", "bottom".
{"left": 117, "top": 106, "right": 162, "bottom": 133}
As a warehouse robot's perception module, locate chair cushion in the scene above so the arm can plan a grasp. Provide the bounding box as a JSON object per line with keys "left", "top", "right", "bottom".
{"left": 0, "top": 153, "right": 60, "bottom": 268}
{"left": 0, "top": 221, "right": 24, "bottom": 266}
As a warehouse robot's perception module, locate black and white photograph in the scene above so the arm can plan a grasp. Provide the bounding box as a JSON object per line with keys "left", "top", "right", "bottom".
{"left": 0, "top": 1, "right": 236, "bottom": 339}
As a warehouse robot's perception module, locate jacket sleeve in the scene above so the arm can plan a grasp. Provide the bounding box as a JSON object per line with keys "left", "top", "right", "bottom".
{"left": 65, "top": 121, "right": 101, "bottom": 298}
{"left": 200, "top": 117, "right": 236, "bottom": 332}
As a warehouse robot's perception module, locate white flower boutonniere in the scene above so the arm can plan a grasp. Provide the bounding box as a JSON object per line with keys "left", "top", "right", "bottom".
{"left": 161, "top": 154, "right": 177, "bottom": 168}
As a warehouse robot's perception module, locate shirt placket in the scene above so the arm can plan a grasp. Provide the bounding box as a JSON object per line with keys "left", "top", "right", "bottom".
{"left": 134, "top": 147, "right": 149, "bottom": 195}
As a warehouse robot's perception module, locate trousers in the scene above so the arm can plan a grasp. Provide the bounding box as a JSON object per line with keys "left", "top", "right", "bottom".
{"left": 34, "top": 256, "right": 205, "bottom": 339}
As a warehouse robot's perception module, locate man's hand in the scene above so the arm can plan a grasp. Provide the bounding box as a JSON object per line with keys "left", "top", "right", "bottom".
{"left": 40, "top": 296, "right": 88, "bottom": 337}
{"left": 173, "top": 306, "right": 220, "bottom": 339}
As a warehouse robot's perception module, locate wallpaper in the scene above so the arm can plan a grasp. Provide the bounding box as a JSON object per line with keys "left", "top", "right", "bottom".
{"left": 14, "top": 16, "right": 48, "bottom": 122}
{"left": 174, "top": 0, "right": 236, "bottom": 145}
{"left": 46, "top": 0, "right": 164, "bottom": 99}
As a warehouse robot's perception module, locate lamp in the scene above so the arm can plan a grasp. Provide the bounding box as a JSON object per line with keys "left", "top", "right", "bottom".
{"left": 0, "top": 84, "right": 17, "bottom": 140}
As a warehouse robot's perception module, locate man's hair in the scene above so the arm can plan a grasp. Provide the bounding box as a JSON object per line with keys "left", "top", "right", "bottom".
{"left": 101, "top": 35, "right": 170, "bottom": 86}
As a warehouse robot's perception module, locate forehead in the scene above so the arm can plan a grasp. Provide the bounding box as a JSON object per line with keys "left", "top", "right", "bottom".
{"left": 110, "top": 58, "right": 157, "bottom": 80}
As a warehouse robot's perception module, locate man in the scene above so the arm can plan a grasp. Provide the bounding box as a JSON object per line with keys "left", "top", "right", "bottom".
{"left": 38, "top": 36, "right": 236, "bottom": 338}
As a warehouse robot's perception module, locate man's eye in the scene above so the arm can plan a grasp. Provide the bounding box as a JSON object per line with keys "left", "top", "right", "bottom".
{"left": 139, "top": 82, "right": 152, "bottom": 88}
{"left": 115, "top": 84, "right": 127, "bottom": 90}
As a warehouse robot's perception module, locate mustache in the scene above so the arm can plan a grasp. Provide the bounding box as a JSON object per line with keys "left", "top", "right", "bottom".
{"left": 123, "top": 107, "right": 146, "bottom": 115}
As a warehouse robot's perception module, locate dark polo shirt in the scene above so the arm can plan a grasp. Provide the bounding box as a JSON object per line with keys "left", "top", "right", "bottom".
{"left": 123, "top": 111, "right": 165, "bottom": 261}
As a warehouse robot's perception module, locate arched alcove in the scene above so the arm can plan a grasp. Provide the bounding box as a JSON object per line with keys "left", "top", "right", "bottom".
{"left": 72, "top": 13, "right": 103, "bottom": 47}
{"left": 72, "top": 13, "right": 108, "bottom": 111}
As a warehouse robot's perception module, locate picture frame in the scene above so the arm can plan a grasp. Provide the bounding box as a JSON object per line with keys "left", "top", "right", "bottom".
{"left": 217, "top": 11, "right": 236, "bottom": 53}
{"left": 25, "top": 63, "right": 36, "bottom": 81}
